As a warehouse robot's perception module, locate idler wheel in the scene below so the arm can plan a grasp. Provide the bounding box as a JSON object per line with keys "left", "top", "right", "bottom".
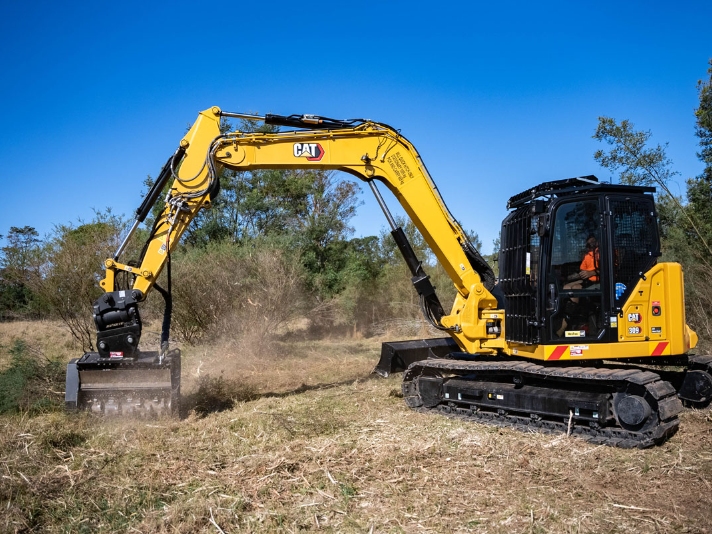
{"left": 416, "top": 375, "right": 444, "bottom": 408}
{"left": 615, "top": 394, "right": 652, "bottom": 428}
{"left": 678, "top": 370, "right": 712, "bottom": 406}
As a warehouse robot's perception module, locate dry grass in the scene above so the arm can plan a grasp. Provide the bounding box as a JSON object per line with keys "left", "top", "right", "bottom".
{"left": 0, "top": 320, "right": 78, "bottom": 370}
{"left": 1, "top": 322, "right": 712, "bottom": 533}
{"left": 181, "top": 336, "right": 378, "bottom": 392}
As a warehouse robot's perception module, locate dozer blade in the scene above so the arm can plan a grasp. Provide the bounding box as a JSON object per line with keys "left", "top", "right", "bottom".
{"left": 373, "top": 337, "right": 459, "bottom": 377}
{"left": 65, "top": 349, "right": 180, "bottom": 416}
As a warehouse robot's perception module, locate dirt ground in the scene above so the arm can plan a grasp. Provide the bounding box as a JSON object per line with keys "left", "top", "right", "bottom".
{"left": 1, "top": 321, "right": 711, "bottom": 533}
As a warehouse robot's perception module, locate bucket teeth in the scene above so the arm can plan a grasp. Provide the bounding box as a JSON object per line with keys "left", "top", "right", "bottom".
{"left": 83, "top": 392, "right": 172, "bottom": 416}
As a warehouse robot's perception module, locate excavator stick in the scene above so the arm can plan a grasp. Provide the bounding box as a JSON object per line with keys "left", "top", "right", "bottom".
{"left": 65, "top": 350, "right": 180, "bottom": 416}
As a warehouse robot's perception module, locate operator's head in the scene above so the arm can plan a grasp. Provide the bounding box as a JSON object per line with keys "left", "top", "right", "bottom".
{"left": 586, "top": 235, "right": 598, "bottom": 249}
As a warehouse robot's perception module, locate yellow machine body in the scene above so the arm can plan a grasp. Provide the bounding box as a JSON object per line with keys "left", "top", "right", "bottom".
{"left": 69, "top": 106, "right": 710, "bottom": 448}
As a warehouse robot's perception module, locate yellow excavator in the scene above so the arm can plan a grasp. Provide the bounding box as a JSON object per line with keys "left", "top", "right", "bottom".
{"left": 66, "top": 106, "right": 712, "bottom": 447}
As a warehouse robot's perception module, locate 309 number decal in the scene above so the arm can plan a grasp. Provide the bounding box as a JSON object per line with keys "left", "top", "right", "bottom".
{"left": 628, "top": 326, "right": 642, "bottom": 335}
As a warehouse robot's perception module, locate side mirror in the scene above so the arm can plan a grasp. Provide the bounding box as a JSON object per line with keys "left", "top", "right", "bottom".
{"left": 536, "top": 215, "right": 548, "bottom": 237}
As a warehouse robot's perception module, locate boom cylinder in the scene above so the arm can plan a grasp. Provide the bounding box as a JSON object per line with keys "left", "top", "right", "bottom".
{"left": 390, "top": 227, "right": 446, "bottom": 323}
{"left": 368, "top": 181, "right": 398, "bottom": 231}
{"left": 114, "top": 147, "right": 186, "bottom": 261}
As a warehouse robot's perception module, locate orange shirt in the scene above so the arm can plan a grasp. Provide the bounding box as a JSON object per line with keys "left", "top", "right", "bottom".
{"left": 580, "top": 249, "right": 599, "bottom": 282}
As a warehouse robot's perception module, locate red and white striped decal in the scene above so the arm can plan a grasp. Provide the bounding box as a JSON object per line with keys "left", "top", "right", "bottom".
{"left": 651, "top": 342, "right": 669, "bottom": 356}
{"left": 547, "top": 341, "right": 670, "bottom": 360}
{"left": 547, "top": 346, "right": 568, "bottom": 360}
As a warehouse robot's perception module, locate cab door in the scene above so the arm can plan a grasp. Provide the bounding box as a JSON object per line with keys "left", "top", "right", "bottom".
{"left": 606, "top": 195, "right": 660, "bottom": 310}
{"left": 606, "top": 195, "right": 661, "bottom": 341}
{"left": 544, "top": 197, "right": 608, "bottom": 342}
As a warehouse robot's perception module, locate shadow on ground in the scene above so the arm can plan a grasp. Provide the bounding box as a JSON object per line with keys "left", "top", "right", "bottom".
{"left": 180, "top": 372, "right": 383, "bottom": 418}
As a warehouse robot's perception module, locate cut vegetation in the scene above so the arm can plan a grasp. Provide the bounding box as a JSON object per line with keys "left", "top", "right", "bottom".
{"left": 1, "top": 322, "right": 711, "bottom": 533}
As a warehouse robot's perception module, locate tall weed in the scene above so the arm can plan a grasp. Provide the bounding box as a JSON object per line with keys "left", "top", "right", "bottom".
{"left": 0, "top": 339, "right": 64, "bottom": 414}
{"left": 148, "top": 240, "right": 308, "bottom": 345}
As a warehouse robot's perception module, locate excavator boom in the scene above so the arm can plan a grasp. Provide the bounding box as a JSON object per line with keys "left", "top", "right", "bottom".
{"left": 91, "top": 107, "right": 504, "bottom": 360}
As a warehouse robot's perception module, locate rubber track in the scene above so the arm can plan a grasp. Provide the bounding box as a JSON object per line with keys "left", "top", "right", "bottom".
{"left": 689, "top": 354, "right": 712, "bottom": 373}
{"left": 402, "top": 359, "right": 683, "bottom": 449}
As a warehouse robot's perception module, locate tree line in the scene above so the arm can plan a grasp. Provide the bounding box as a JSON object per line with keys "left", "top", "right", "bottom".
{"left": 0, "top": 162, "right": 471, "bottom": 349}
{"left": 2, "top": 60, "right": 711, "bottom": 351}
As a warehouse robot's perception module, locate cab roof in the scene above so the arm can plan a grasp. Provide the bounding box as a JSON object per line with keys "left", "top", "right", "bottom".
{"left": 507, "top": 175, "right": 657, "bottom": 210}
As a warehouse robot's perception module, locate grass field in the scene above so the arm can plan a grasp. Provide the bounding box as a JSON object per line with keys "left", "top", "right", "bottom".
{"left": 1, "top": 321, "right": 711, "bottom": 533}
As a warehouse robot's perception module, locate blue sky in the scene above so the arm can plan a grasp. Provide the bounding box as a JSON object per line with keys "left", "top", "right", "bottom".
{"left": 0, "top": 1, "right": 709, "bottom": 253}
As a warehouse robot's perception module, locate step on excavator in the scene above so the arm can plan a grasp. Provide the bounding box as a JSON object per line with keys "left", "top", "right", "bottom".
{"left": 66, "top": 107, "right": 712, "bottom": 447}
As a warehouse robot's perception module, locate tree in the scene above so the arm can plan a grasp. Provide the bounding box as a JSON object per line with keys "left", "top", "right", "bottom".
{"left": 0, "top": 226, "right": 42, "bottom": 317}
{"left": 680, "top": 59, "right": 712, "bottom": 343}
{"left": 593, "top": 116, "right": 712, "bottom": 257}
{"left": 29, "top": 211, "right": 126, "bottom": 350}
{"left": 593, "top": 118, "right": 679, "bottom": 188}
{"left": 295, "top": 171, "right": 361, "bottom": 295}
{"left": 1, "top": 226, "right": 41, "bottom": 277}
{"left": 695, "top": 59, "right": 712, "bottom": 179}
{"left": 686, "top": 59, "right": 712, "bottom": 252}
{"left": 592, "top": 60, "right": 712, "bottom": 346}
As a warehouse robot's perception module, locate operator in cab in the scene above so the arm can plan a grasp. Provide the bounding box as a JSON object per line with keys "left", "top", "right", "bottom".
{"left": 556, "top": 235, "right": 600, "bottom": 337}
{"left": 568, "top": 235, "right": 600, "bottom": 289}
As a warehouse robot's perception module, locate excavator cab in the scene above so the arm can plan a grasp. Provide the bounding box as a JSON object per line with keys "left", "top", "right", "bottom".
{"left": 500, "top": 176, "right": 660, "bottom": 346}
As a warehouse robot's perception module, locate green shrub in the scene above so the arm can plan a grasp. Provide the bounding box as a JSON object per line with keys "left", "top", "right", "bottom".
{"left": 146, "top": 240, "right": 308, "bottom": 344}
{"left": 0, "top": 340, "right": 64, "bottom": 414}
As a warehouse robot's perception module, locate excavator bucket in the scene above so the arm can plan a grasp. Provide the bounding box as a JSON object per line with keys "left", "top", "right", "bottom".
{"left": 373, "top": 337, "right": 459, "bottom": 377}
{"left": 65, "top": 349, "right": 180, "bottom": 416}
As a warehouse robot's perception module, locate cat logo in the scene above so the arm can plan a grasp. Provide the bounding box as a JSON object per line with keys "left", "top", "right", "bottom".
{"left": 627, "top": 313, "right": 642, "bottom": 323}
{"left": 293, "top": 142, "right": 324, "bottom": 161}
